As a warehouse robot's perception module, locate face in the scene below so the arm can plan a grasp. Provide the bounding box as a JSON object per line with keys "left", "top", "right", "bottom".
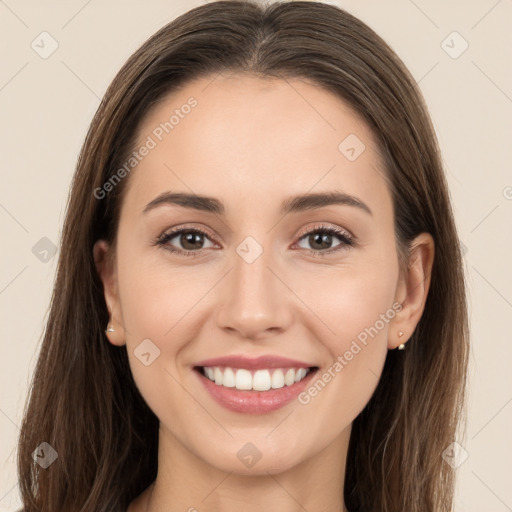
{"left": 95, "top": 72, "right": 419, "bottom": 476}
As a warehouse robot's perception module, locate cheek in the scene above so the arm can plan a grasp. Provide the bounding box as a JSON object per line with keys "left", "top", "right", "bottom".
{"left": 292, "top": 257, "right": 398, "bottom": 410}
{"left": 113, "top": 248, "right": 194, "bottom": 393}
{"left": 331, "top": 276, "right": 396, "bottom": 346}
{"left": 296, "top": 253, "right": 398, "bottom": 347}
{"left": 116, "top": 266, "right": 201, "bottom": 428}
{"left": 116, "top": 249, "right": 212, "bottom": 338}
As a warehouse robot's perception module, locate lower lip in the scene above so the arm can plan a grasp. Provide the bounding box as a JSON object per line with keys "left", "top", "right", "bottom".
{"left": 194, "top": 367, "right": 318, "bottom": 415}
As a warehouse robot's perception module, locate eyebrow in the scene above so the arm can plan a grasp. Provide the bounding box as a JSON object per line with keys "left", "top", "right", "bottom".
{"left": 142, "top": 190, "right": 372, "bottom": 216}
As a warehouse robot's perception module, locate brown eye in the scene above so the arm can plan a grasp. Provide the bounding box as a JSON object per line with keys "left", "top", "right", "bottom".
{"left": 177, "top": 231, "right": 206, "bottom": 250}
{"left": 156, "top": 228, "right": 216, "bottom": 256}
{"left": 295, "top": 225, "right": 354, "bottom": 255}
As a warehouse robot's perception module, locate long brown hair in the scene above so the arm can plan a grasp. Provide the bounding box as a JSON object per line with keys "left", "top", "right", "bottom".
{"left": 17, "top": 1, "right": 469, "bottom": 511}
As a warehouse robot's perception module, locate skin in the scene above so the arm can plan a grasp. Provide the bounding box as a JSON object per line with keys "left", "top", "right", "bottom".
{"left": 94, "top": 72, "right": 434, "bottom": 512}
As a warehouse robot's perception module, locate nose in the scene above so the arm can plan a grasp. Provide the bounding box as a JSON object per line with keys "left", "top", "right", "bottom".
{"left": 215, "top": 241, "right": 293, "bottom": 341}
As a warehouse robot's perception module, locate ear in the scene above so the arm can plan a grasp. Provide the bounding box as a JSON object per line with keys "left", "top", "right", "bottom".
{"left": 389, "top": 233, "right": 435, "bottom": 349}
{"left": 93, "top": 239, "right": 126, "bottom": 346}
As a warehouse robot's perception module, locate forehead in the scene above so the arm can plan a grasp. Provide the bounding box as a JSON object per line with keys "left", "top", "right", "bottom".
{"left": 122, "top": 73, "right": 391, "bottom": 220}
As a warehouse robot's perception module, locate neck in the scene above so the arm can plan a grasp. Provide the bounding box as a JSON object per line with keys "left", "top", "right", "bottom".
{"left": 139, "top": 424, "right": 351, "bottom": 512}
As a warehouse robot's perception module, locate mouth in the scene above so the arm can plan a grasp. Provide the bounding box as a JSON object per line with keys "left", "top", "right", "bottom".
{"left": 193, "top": 364, "right": 320, "bottom": 415}
{"left": 193, "top": 365, "right": 319, "bottom": 391}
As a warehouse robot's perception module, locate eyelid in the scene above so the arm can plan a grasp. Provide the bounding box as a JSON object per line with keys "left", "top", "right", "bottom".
{"left": 155, "top": 221, "right": 356, "bottom": 256}
{"left": 295, "top": 222, "right": 354, "bottom": 242}
{"left": 157, "top": 223, "right": 220, "bottom": 244}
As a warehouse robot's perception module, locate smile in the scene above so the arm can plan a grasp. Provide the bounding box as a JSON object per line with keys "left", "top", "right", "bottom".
{"left": 193, "top": 364, "right": 319, "bottom": 415}
{"left": 200, "top": 366, "right": 315, "bottom": 391}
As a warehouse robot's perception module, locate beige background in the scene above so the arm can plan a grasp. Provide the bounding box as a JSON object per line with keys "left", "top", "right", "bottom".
{"left": 1, "top": 0, "right": 511, "bottom": 510}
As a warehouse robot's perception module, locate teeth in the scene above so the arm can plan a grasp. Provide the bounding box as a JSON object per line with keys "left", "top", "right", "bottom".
{"left": 235, "top": 369, "right": 252, "bottom": 390}
{"left": 202, "top": 366, "right": 312, "bottom": 391}
{"left": 284, "top": 368, "right": 295, "bottom": 386}
{"left": 253, "top": 369, "right": 271, "bottom": 391}
{"left": 271, "top": 369, "right": 285, "bottom": 389}
{"left": 223, "top": 367, "right": 236, "bottom": 387}
{"left": 295, "top": 368, "right": 307, "bottom": 382}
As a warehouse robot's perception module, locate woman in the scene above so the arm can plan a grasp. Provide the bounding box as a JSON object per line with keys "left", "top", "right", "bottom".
{"left": 16, "top": 1, "right": 469, "bottom": 511}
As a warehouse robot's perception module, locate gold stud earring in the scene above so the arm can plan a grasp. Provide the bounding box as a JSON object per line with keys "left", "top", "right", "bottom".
{"left": 397, "top": 331, "right": 405, "bottom": 350}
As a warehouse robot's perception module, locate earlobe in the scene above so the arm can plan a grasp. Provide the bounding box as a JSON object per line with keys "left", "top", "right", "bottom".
{"left": 388, "top": 233, "right": 435, "bottom": 350}
{"left": 93, "top": 239, "right": 126, "bottom": 346}
{"left": 397, "top": 330, "right": 406, "bottom": 350}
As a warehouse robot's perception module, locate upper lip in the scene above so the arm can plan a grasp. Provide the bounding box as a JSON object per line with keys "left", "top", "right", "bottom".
{"left": 194, "top": 355, "right": 317, "bottom": 370}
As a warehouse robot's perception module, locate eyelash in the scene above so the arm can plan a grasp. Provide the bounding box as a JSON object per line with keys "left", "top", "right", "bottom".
{"left": 153, "top": 223, "right": 355, "bottom": 258}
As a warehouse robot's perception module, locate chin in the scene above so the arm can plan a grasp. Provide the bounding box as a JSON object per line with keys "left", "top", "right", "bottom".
{"left": 199, "top": 439, "right": 309, "bottom": 476}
